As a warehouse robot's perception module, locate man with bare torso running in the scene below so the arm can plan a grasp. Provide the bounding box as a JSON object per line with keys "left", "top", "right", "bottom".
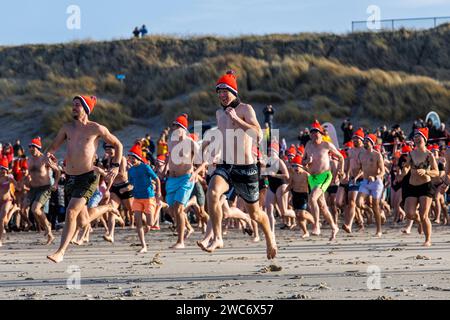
{"left": 356, "top": 134, "right": 385, "bottom": 237}
{"left": 202, "top": 71, "right": 277, "bottom": 259}
{"left": 26, "top": 137, "right": 60, "bottom": 245}
{"left": 166, "top": 114, "right": 205, "bottom": 249}
{"left": 45, "top": 95, "right": 122, "bottom": 263}
{"left": 340, "top": 128, "right": 365, "bottom": 233}
{"left": 303, "top": 120, "right": 343, "bottom": 241}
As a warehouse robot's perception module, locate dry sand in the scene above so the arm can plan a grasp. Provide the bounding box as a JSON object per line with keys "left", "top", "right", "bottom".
{"left": 1, "top": 223, "right": 450, "bottom": 300}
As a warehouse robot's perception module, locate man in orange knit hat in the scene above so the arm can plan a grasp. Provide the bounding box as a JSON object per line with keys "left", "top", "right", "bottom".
{"left": 339, "top": 128, "right": 365, "bottom": 233}
{"left": 200, "top": 70, "right": 277, "bottom": 259}
{"left": 303, "top": 120, "right": 344, "bottom": 241}
{"left": 167, "top": 114, "right": 206, "bottom": 249}
{"left": 26, "top": 137, "right": 60, "bottom": 245}
{"left": 45, "top": 95, "right": 122, "bottom": 263}
{"left": 356, "top": 134, "right": 386, "bottom": 237}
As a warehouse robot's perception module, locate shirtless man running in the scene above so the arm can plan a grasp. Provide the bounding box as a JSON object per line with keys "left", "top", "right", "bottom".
{"left": 202, "top": 71, "right": 277, "bottom": 259}
{"left": 166, "top": 114, "right": 205, "bottom": 249}
{"left": 303, "top": 120, "right": 343, "bottom": 241}
{"left": 26, "top": 137, "right": 60, "bottom": 245}
{"left": 341, "top": 128, "right": 365, "bottom": 233}
{"left": 45, "top": 95, "right": 123, "bottom": 263}
{"left": 356, "top": 134, "right": 385, "bottom": 237}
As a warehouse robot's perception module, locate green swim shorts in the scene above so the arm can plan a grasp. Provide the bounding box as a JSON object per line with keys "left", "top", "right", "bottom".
{"left": 308, "top": 170, "right": 333, "bottom": 193}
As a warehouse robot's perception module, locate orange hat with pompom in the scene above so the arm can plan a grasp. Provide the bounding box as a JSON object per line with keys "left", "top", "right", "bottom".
{"left": 73, "top": 95, "right": 97, "bottom": 115}
{"left": 216, "top": 70, "right": 238, "bottom": 96}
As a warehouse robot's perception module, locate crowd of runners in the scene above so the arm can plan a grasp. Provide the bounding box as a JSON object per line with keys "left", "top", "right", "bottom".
{"left": 0, "top": 70, "right": 449, "bottom": 263}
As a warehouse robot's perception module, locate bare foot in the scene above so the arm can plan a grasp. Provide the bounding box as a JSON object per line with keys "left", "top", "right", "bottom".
{"left": 357, "top": 224, "right": 365, "bottom": 232}
{"left": 196, "top": 240, "right": 210, "bottom": 252}
{"left": 311, "top": 226, "right": 321, "bottom": 236}
{"left": 288, "top": 223, "right": 297, "bottom": 231}
{"left": 423, "top": 240, "right": 432, "bottom": 247}
{"left": 342, "top": 224, "right": 352, "bottom": 234}
{"left": 0, "top": 241, "right": 3, "bottom": 247}
{"left": 375, "top": 232, "right": 382, "bottom": 238}
{"left": 103, "top": 235, "right": 114, "bottom": 243}
{"left": 46, "top": 234, "right": 55, "bottom": 246}
{"left": 252, "top": 236, "right": 260, "bottom": 243}
{"left": 329, "top": 227, "right": 339, "bottom": 241}
{"left": 47, "top": 252, "right": 64, "bottom": 263}
{"left": 205, "top": 239, "right": 224, "bottom": 253}
{"left": 72, "top": 239, "right": 84, "bottom": 246}
{"left": 381, "top": 214, "right": 387, "bottom": 224}
{"left": 184, "top": 229, "right": 194, "bottom": 240}
{"left": 401, "top": 228, "right": 411, "bottom": 235}
{"left": 266, "top": 241, "right": 278, "bottom": 260}
{"left": 301, "top": 232, "right": 310, "bottom": 239}
{"left": 170, "top": 242, "right": 185, "bottom": 249}
{"left": 138, "top": 247, "right": 148, "bottom": 254}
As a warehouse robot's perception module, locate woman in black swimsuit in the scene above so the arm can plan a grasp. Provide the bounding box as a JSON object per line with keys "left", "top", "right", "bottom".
{"left": 400, "top": 128, "right": 439, "bottom": 246}
{"left": 390, "top": 148, "right": 409, "bottom": 223}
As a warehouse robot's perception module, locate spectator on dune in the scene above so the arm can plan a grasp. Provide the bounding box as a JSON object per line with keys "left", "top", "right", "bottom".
{"left": 145, "top": 134, "right": 156, "bottom": 156}
{"left": 436, "top": 123, "right": 449, "bottom": 143}
{"left": 341, "top": 119, "right": 353, "bottom": 144}
{"left": 263, "top": 105, "right": 275, "bottom": 129}
{"left": 13, "top": 140, "right": 24, "bottom": 158}
{"left": 298, "top": 128, "right": 310, "bottom": 146}
{"left": 157, "top": 132, "right": 168, "bottom": 156}
{"left": 380, "top": 125, "right": 389, "bottom": 143}
{"left": 133, "top": 27, "right": 140, "bottom": 38}
{"left": 140, "top": 25, "right": 148, "bottom": 37}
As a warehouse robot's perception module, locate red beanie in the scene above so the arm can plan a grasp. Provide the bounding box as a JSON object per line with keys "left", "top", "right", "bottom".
{"left": 74, "top": 95, "right": 97, "bottom": 115}
{"left": 29, "top": 137, "right": 42, "bottom": 150}
{"left": 128, "top": 144, "right": 144, "bottom": 162}
{"left": 291, "top": 155, "right": 303, "bottom": 166}
{"left": 415, "top": 127, "right": 429, "bottom": 142}
{"left": 352, "top": 128, "right": 365, "bottom": 141}
{"left": 310, "top": 120, "right": 325, "bottom": 135}
{"left": 365, "top": 134, "right": 377, "bottom": 146}
{"left": 297, "top": 145, "right": 305, "bottom": 156}
{"left": 156, "top": 154, "right": 166, "bottom": 163}
{"left": 401, "top": 144, "right": 412, "bottom": 154}
{"left": 173, "top": 114, "right": 188, "bottom": 131}
{"left": 216, "top": 70, "right": 238, "bottom": 96}
{"left": 287, "top": 145, "right": 296, "bottom": 157}
{"left": 344, "top": 141, "right": 354, "bottom": 149}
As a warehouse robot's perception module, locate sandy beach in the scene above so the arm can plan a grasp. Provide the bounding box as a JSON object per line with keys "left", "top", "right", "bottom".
{"left": 1, "top": 223, "right": 450, "bottom": 300}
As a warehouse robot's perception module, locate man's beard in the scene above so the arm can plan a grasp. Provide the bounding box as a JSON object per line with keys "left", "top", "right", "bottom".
{"left": 73, "top": 115, "right": 79, "bottom": 120}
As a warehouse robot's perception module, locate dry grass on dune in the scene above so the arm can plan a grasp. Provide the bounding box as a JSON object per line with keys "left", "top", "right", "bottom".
{"left": 0, "top": 24, "right": 449, "bottom": 138}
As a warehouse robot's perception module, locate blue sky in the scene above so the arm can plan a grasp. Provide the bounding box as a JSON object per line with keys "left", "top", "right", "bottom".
{"left": 0, "top": 0, "right": 449, "bottom": 46}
